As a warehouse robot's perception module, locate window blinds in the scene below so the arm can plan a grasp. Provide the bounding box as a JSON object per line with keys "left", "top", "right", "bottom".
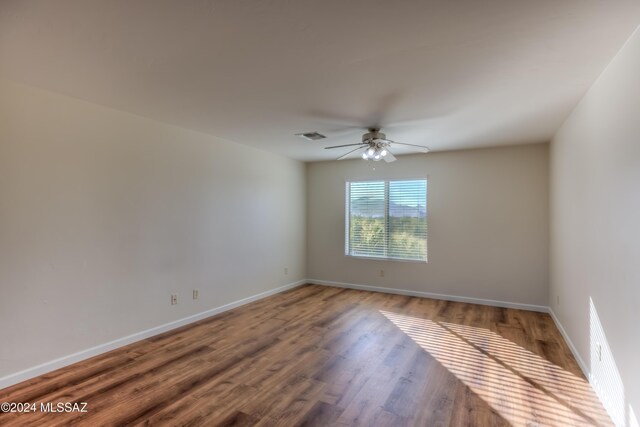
{"left": 345, "top": 179, "right": 427, "bottom": 261}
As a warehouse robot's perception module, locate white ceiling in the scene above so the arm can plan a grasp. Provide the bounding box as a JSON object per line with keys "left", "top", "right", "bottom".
{"left": 1, "top": 1, "right": 639, "bottom": 161}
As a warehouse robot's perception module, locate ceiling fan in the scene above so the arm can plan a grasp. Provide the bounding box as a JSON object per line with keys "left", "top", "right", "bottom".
{"left": 324, "top": 128, "right": 430, "bottom": 162}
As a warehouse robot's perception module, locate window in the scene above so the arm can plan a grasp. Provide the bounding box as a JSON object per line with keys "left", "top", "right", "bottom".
{"left": 345, "top": 179, "right": 427, "bottom": 261}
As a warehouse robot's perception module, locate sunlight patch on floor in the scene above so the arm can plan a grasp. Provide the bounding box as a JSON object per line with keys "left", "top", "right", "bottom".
{"left": 380, "top": 310, "right": 613, "bottom": 427}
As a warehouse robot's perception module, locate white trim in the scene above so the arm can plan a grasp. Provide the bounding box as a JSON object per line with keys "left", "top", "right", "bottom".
{"left": 0, "top": 280, "right": 306, "bottom": 390}
{"left": 344, "top": 254, "right": 427, "bottom": 263}
{"left": 311, "top": 280, "right": 607, "bottom": 422}
{"left": 548, "top": 307, "right": 590, "bottom": 378}
{"left": 1, "top": 278, "right": 592, "bottom": 398}
{"left": 308, "top": 279, "right": 549, "bottom": 312}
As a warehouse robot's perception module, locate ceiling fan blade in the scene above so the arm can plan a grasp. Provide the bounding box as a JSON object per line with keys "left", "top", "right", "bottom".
{"left": 325, "top": 143, "right": 365, "bottom": 149}
{"left": 383, "top": 150, "right": 397, "bottom": 163}
{"left": 337, "top": 146, "right": 365, "bottom": 160}
{"left": 388, "top": 141, "right": 430, "bottom": 152}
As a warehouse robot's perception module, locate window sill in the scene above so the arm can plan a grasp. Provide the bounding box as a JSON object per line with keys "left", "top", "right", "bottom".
{"left": 345, "top": 254, "right": 428, "bottom": 264}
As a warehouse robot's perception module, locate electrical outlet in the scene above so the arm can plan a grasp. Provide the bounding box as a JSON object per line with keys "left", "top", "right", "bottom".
{"left": 379, "top": 269, "right": 385, "bottom": 277}
{"left": 171, "top": 294, "right": 178, "bottom": 305}
{"left": 596, "top": 343, "right": 603, "bottom": 362}
{"left": 284, "top": 267, "right": 288, "bottom": 275}
{"left": 193, "top": 289, "right": 199, "bottom": 300}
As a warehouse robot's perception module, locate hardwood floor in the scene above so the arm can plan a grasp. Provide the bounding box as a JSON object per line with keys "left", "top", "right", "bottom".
{"left": 0, "top": 284, "right": 612, "bottom": 426}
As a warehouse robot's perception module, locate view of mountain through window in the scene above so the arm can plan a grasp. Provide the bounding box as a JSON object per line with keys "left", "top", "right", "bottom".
{"left": 345, "top": 179, "right": 427, "bottom": 261}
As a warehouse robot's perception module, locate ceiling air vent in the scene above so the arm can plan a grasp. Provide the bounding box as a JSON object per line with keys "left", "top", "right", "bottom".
{"left": 296, "top": 132, "right": 326, "bottom": 141}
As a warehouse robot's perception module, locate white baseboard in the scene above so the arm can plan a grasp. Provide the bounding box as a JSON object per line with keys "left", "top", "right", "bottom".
{"left": 314, "top": 278, "right": 590, "bottom": 379}
{"left": 308, "top": 279, "right": 549, "bottom": 313}
{"left": 1, "top": 278, "right": 587, "bottom": 400}
{"left": 548, "top": 307, "right": 590, "bottom": 378}
{"left": 0, "top": 280, "right": 306, "bottom": 390}
{"left": 316, "top": 280, "right": 615, "bottom": 424}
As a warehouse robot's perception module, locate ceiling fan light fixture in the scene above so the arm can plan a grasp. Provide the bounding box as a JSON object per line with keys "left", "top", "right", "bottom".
{"left": 327, "top": 128, "right": 429, "bottom": 162}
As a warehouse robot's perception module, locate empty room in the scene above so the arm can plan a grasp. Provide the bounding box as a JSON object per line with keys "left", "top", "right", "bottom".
{"left": 1, "top": 1, "right": 639, "bottom": 426}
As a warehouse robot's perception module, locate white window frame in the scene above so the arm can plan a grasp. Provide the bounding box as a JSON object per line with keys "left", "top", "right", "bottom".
{"left": 345, "top": 178, "right": 428, "bottom": 263}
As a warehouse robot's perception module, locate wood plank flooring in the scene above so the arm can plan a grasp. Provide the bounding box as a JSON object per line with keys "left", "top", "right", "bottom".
{"left": 0, "top": 284, "right": 612, "bottom": 426}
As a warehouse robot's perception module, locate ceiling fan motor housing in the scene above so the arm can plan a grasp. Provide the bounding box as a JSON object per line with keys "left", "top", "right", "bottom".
{"left": 362, "top": 129, "right": 386, "bottom": 144}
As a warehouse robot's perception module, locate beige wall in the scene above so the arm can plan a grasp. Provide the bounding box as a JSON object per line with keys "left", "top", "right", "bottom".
{"left": 307, "top": 143, "right": 549, "bottom": 307}
{"left": 0, "top": 79, "right": 306, "bottom": 379}
{"left": 550, "top": 28, "right": 640, "bottom": 426}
